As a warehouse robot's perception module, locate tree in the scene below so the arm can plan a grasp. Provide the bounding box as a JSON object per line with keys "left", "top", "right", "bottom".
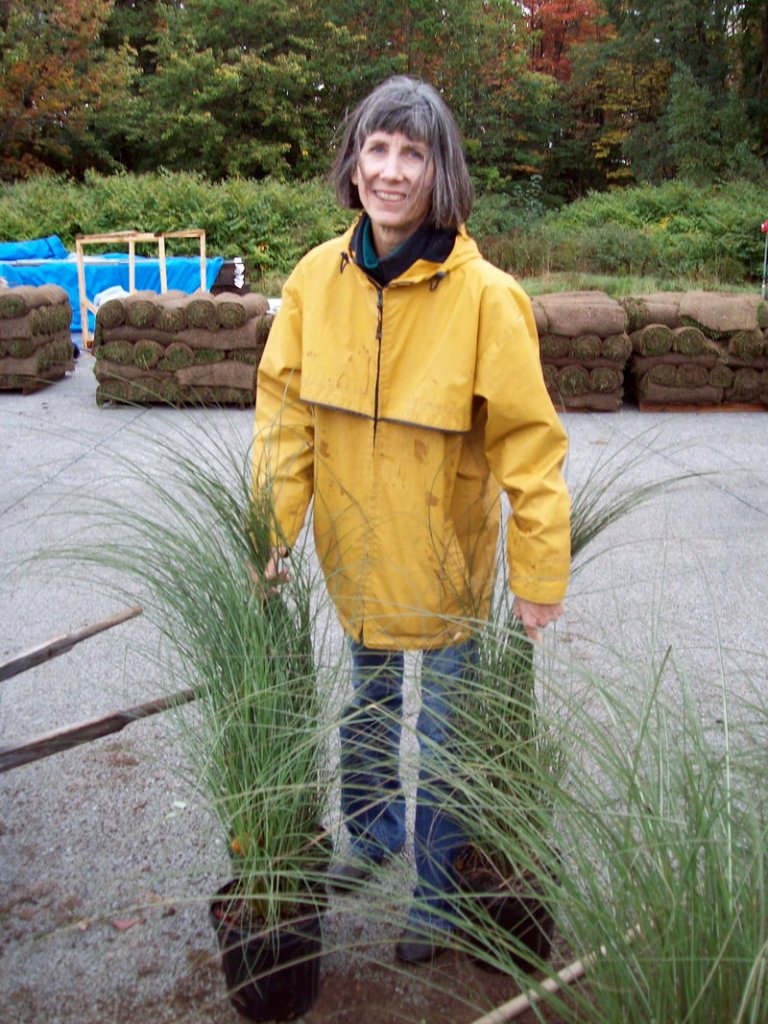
{"left": 453, "top": 1, "right": 562, "bottom": 188}
{"left": 125, "top": 0, "right": 557, "bottom": 187}
{"left": 527, "top": 0, "right": 608, "bottom": 81}
{"left": 324, "top": 1, "right": 556, "bottom": 188}
{"left": 661, "top": 64, "right": 764, "bottom": 183}
{"left": 736, "top": 0, "right": 768, "bottom": 155}
{"left": 0, "top": 0, "right": 137, "bottom": 180}
{"left": 1, "top": 0, "right": 763, "bottom": 190}
{"left": 525, "top": 2, "right": 624, "bottom": 197}
{"left": 119, "top": 0, "right": 365, "bottom": 180}
{"left": 562, "top": 0, "right": 765, "bottom": 186}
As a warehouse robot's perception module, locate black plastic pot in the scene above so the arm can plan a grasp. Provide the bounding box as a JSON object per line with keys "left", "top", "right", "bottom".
{"left": 210, "top": 879, "right": 324, "bottom": 1022}
{"left": 456, "top": 855, "right": 557, "bottom": 974}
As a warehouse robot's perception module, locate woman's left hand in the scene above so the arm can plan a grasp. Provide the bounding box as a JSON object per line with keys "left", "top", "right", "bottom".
{"left": 512, "top": 597, "right": 565, "bottom": 643}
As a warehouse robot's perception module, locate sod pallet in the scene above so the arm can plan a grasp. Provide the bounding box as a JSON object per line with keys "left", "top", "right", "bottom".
{"left": 624, "top": 292, "right": 768, "bottom": 411}
{"left": 533, "top": 292, "right": 629, "bottom": 412}
{"left": 93, "top": 290, "right": 273, "bottom": 407}
{"left": 0, "top": 284, "right": 74, "bottom": 393}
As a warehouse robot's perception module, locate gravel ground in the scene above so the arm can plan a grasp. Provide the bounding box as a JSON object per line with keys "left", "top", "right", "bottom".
{"left": 1, "top": 350, "right": 766, "bottom": 1023}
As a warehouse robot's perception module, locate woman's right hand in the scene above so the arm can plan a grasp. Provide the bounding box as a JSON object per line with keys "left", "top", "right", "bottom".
{"left": 265, "top": 545, "right": 290, "bottom": 585}
{"left": 247, "top": 546, "right": 290, "bottom": 597}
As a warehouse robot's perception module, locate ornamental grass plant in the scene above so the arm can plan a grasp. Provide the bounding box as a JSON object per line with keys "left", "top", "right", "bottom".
{"left": 440, "top": 607, "right": 569, "bottom": 979}
{"left": 391, "top": 585, "right": 768, "bottom": 1019}
{"left": 51, "top": 420, "right": 339, "bottom": 932}
{"left": 386, "top": 434, "right": 696, "bottom": 981}
{"left": 545, "top": 649, "right": 768, "bottom": 1024}
{"left": 421, "top": 635, "right": 768, "bottom": 1023}
{"left": 400, "top": 430, "right": 767, "bottom": 1017}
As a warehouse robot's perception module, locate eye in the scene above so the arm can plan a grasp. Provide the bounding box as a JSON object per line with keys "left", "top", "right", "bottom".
{"left": 363, "top": 137, "right": 388, "bottom": 155}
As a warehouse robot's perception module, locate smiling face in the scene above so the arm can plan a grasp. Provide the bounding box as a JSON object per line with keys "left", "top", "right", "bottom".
{"left": 351, "top": 130, "right": 435, "bottom": 258}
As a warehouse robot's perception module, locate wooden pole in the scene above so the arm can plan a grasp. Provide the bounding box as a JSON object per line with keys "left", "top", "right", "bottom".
{"left": 0, "top": 687, "right": 196, "bottom": 772}
{"left": 0, "top": 605, "right": 142, "bottom": 683}
{"left": 468, "top": 955, "right": 590, "bottom": 1024}
{"left": 468, "top": 926, "right": 641, "bottom": 1024}
{"left": 74, "top": 236, "right": 91, "bottom": 347}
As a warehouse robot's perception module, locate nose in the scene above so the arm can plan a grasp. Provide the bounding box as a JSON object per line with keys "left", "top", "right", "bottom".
{"left": 380, "top": 150, "right": 404, "bottom": 180}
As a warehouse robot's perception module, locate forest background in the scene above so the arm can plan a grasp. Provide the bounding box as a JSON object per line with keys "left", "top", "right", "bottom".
{"left": 1, "top": 0, "right": 767, "bottom": 289}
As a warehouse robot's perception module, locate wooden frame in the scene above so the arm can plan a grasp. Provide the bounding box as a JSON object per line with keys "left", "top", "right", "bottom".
{"left": 75, "top": 229, "right": 207, "bottom": 347}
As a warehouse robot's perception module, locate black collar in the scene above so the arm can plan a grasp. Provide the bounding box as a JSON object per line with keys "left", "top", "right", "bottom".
{"left": 351, "top": 215, "right": 456, "bottom": 286}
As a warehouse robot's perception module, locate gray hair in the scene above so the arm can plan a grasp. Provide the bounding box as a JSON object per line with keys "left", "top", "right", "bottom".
{"left": 331, "top": 76, "right": 473, "bottom": 229}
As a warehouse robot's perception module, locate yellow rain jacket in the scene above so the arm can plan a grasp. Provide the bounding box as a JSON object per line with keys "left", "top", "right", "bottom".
{"left": 253, "top": 222, "right": 570, "bottom": 650}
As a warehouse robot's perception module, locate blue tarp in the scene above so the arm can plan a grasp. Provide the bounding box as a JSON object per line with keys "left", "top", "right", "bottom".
{"left": 0, "top": 236, "right": 224, "bottom": 331}
{"left": 0, "top": 235, "right": 69, "bottom": 261}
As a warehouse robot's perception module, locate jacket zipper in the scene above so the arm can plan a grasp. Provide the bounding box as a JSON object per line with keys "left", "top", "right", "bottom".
{"left": 372, "top": 286, "right": 384, "bottom": 442}
{"left": 358, "top": 284, "right": 385, "bottom": 643}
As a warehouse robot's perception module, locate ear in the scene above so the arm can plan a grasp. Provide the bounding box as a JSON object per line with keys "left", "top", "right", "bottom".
{"left": 350, "top": 162, "right": 359, "bottom": 187}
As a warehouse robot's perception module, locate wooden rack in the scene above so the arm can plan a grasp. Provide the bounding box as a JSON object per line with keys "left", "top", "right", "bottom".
{"left": 75, "top": 229, "right": 206, "bottom": 347}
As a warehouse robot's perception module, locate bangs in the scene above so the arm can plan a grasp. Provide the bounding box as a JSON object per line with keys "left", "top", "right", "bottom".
{"left": 355, "top": 99, "right": 436, "bottom": 150}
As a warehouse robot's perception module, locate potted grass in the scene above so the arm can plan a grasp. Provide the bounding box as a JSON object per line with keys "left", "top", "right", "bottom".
{"left": 202, "top": 485, "right": 331, "bottom": 1023}
{"left": 445, "top": 436, "right": 690, "bottom": 975}
{"left": 58, "top": 425, "right": 334, "bottom": 1022}
{"left": 447, "top": 602, "right": 566, "bottom": 975}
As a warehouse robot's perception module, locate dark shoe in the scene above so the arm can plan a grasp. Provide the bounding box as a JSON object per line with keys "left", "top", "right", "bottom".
{"left": 326, "top": 856, "right": 380, "bottom": 893}
{"left": 395, "top": 923, "right": 450, "bottom": 964}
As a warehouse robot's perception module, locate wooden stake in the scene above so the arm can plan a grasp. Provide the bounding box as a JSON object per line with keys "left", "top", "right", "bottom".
{"left": 469, "top": 926, "right": 641, "bottom": 1024}
{"left": 0, "top": 605, "right": 142, "bottom": 683}
{"left": 0, "top": 687, "right": 196, "bottom": 772}
{"left": 468, "top": 956, "right": 589, "bottom": 1024}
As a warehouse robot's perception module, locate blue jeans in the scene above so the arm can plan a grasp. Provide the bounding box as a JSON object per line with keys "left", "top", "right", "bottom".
{"left": 340, "top": 638, "right": 477, "bottom": 929}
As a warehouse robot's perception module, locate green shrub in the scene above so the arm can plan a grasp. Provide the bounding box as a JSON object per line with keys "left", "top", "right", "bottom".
{"left": 559, "top": 224, "right": 657, "bottom": 276}
{"left": 2, "top": 171, "right": 766, "bottom": 289}
{"left": 0, "top": 172, "right": 348, "bottom": 286}
{"left": 480, "top": 223, "right": 555, "bottom": 276}
{"left": 469, "top": 176, "right": 546, "bottom": 237}
{"left": 531, "top": 178, "right": 768, "bottom": 282}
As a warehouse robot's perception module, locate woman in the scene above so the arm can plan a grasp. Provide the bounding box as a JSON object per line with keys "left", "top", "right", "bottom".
{"left": 252, "top": 76, "right": 570, "bottom": 964}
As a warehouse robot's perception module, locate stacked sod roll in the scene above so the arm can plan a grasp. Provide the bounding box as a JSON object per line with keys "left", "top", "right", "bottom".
{"left": 532, "top": 291, "right": 631, "bottom": 411}
{"left": 622, "top": 291, "right": 768, "bottom": 408}
{"left": 0, "top": 284, "right": 74, "bottom": 393}
{"left": 93, "top": 290, "right": 273, "bottom": 406}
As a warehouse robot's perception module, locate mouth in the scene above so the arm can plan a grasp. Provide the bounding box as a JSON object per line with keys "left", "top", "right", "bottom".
{"left": 374, "top": 190, "right": 409, "bottom": 203}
